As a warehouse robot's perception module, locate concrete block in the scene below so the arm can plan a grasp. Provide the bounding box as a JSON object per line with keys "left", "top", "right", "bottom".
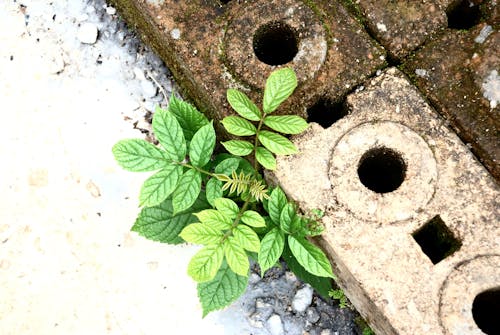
{"left": 269, "top": 68, "right": 500, "bottom": 335}
{"left": 402, "top": 23, "right": 499, "bottom": 181}
{"left": 108, "top": 0, "right": 385, "bottom": 135}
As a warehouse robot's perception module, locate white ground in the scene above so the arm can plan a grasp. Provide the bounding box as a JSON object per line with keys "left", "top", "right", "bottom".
{"left": 0, "top": 1, "right": 267, "bottom": 334}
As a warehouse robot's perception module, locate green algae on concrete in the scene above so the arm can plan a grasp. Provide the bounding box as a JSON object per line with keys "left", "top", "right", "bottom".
{"left": 402, "top": 23, "right": 499, "bottom": 182}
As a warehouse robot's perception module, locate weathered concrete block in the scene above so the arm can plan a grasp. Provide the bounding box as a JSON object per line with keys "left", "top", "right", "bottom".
{"left": 108, "top": 0, "right": 385, "bottom": 135}
{"left": 402, "top": 23, "right": 499, "bottom": 181}
{"left": 269, "top": 68, "right": 499, "bottom": 335}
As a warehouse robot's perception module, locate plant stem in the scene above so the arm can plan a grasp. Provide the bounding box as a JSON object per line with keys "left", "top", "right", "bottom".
{"left": 221, "top": 199, "right": 251, "bottom": 243}
{"left": 253, "top": 113, "right": 266, "bottom": 172}
{"left": 180, "top": 162, "right": 216, "bottom": 178}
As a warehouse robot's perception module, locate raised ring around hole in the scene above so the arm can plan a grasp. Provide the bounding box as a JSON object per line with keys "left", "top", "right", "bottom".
{"left": 253, "top": 21, "right": 298, "bottom": 66}
{"left": 472, "top": 288, "right": 500, "bottom": 334}
{"left": 357, "top": 147, "right": 406, "bottom": 194}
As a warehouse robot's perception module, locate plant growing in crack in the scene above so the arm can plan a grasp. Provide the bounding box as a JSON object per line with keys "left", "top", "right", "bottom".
{"left": 112, "top": 68, "right": 334, "bottom": 316}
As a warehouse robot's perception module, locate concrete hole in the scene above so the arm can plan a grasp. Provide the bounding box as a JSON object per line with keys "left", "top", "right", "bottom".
{"left": 253, "top": 21, "right": 298, "bottom": 66}
{"left": 472, "top": 288, "right": 500, "bottom": 334}
{"left": 447, "top": 0, "right": 482, "bottom": 29}
{"left": 412, "top": 215, "right": 462, "bottom": 264}
{"left": 357, "top": 147, "right": 406, "bottom": 194}
{"left": 307, "top": 98, "right": 348, "bottom": 128}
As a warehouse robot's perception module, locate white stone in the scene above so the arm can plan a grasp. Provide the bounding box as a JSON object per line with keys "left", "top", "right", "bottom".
{"left": 106, "top": 6, "right": 117, "bottom": 15}
{"left": 141, "top": 80, "right": 157, "bottom": 98}
{"left": 292, "top": 285, "right": 313, "bottom": 313}
{"left": 267, "top": 314, "right": 284, "bottom": 335}
{"left": 415, "top": 69, "right": 428, "bottom": 78}
{"left": 376, "top": 22, "right": 388, "bottom": 32}
{"left": 482, "top": 69, "right": 499, "bottom": 109}
{"left": 170, "top": 28, "right": 181, "bottom": 40}
{"left": 77, "top": 22, "right": 98, "bottom": 44}
{"left": 474, "top": 25, "right": 493, "bottom": 44}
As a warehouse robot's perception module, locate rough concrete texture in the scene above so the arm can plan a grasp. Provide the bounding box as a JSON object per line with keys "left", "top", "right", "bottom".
{"left": 268, "top": 68, "right": 500, "bottom": 335}
{"left": 107, "top": 0, "right": 385, "bottom": 134}
{"left": 403, "top": 23, "right": 500, "bottom": 181}
{"left": 355, "top": 0, "right": 447, "bottom": 60}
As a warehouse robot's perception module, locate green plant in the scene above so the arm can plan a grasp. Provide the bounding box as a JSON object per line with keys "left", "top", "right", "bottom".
{"left": 112, "top": 68, "right": 334, "bottom": 316}
{"left": 329, "top": 288, "right": 349, "bottom": 309}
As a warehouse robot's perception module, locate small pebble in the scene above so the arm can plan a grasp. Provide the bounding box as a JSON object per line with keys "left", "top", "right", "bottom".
{"left": 292, "top": 285, "right": 314, "bottom": 313}
{"left": 106, "top": 6, "right": 117, "bottom": 15}
{"left": 170, "top": 28, "right": 181, "bottom": 40}
{"left": 267, "top": 314, "right": 284, "bottom": 335}
{"left": 77, "top": 22, "right": 98, "bottom": 44}
{"left": 141, "top": 80, "right": 157, "bottom": 98}
{"left": 306, "top": 307, "right": 320, "bottom": 324}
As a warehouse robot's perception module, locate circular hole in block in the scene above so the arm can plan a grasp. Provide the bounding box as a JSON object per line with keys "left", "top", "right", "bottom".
{"left": 447, "top": 0, "right": 481, "bottom": 29}
{"left": 472, "top": 288, "right": 500, "bottom": 334}
{"left": 307, "top": 97, "right": 348, "bottom": 128}
{"left": 253, "top": 21, "right": 298, "bottom": 66}
{"left": 357, "top": 147, "right": 406, "bottom": 194}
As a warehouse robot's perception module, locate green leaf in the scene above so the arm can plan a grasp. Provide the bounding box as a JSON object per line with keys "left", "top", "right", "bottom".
{"left": 268, "top": 187, "right": 288, "bottom": 225}
{"left": 263, "top": 68, "right": 298, "bottom": 114}
{"left": 241, "top": 210, "right": 266, "bottom": 228}
{"left": 214, "top": 198, "right": 239, "bottom": 219}
{"left": 179, "top": 223, "right": 224, "bottom": 245}
{"left": 221, "top": 116, "right": 257, "bottom": 136}
{"left": 263, "top": 115, "right": 308, "bottom": 135}
{"left": 224, "top": 237, "right": 249, "bottom": 277}
{"left": 258, "top": 130, "right": 297, "bottom": 155}
{"left": 167, "top": 96, "right": 209, "bottom": 140}
{"left": 282, "top": 241, "right": 332, "bottom": 299}
{"left": 226, "top": 89, "right": 262, "bottom": 121}
{"left": 221, "top": 140, "right": 254, "bottom": 156}
{"left": 132, "top": 196, "right": 209, "bottom": 244}
{"left": 288, "top": 236, "right": 334, "bottom": 278}
{"left": 198, "top": 261, "right": 248, "bottom": 317}
{"left": 233, "top": 224, "right": 260, "bottom": 252}
{"left": 214, "top": 158, "right": 240, "bottom": 175}
{"left": 112, "top": 139, "right": 170, "bottom": 172}
{"left": 152, "top": 108, "right": 186, "bottom": 161}
{"left": 195, "top": 209, "right": 232, "bottom": 230}
{"left": 189, "top": 121, "right": 216, "bottom": 167}
{"left": 258, "top": 228, "right": 285, "bottom": 276}
{"left": 255, "top": 146, "right": 276, "bottom": 170}
{"left": 188, "top": 244, "right": 224, "bottom": 282}
{"left": 172, "top": 169, "right": 202, "bottom": 214}
{"left": 280, "top": 203, "right": 296, "bottom": 234}
{"left": 139, "top": 165, "right": 182, "bottom": 207}
{"left": 206, "top": 178, "right": 223, "bottom": 207}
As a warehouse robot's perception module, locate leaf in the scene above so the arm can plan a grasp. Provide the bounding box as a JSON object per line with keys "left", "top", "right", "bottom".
{"left": 189, "top": 121, "right": 216, "bottom": 167}
{"left": 152, "top": 108, "right": 186, "bottom": 161}
{"left": 282, "top": 241, "right": 332, "bottom": 299}
{"left": 263, "top": 115, "right": 308, "bottom": 135}
{"left": 258, "top": 228, "right": 285, "bottom": 276}
{"left": 233, "top": 224, "right": 260, "bottom": 252}
{"left": 287, "top": 236, "right": 334, "bottom": 278}
{"left": 112, "top": 139, "right": 170, "bottom": 172}
{"left": 258, "top": 131, "right": 297, "bottom": 155}
{"left": 179, "top": 223, "right": 224, "bottom": 245}
{"left": 198, "top": 261, "right": 248, "bottom": 317}
{"left": 221, "top": 116, "right": 257, "bottom": 136}
{"left": 206, "top": 178, "right": 223, "bottom": 207}
{"left": 195, "top": 209, "right": 232, "bottom": 230}
{"left": 226, "top": 89, "right": 262, "bottom": 121}
{"left": 221, "top": 140, "right": 254, "bottom": 156}
{"left": 279, "top": 203, "right": 296, "bottom": 234}
{"left": 224, "top": 237, "right": 249, "bottom": 277}
{"left": 172, "top": 169, "right": 202, "bottom": 214}
{"left": 214, "top": 158, "right": 240, "bottom": 175}
{"left": 167, "top": 96, "right": 209, "bottom": 140}
{"left": 263, "top": 68, "right": 298, "bottom": 114}
{"left": 268, "top": 187, "right": 288, "bottom": 225}
{"left": 214, "top": 198, "right": 239, "bottom": 219}
{"left": 255, "top": 146, "right": 276, "bottom": 170}
{"left": 132, "top": 196, "right": 209, "bottom": 244}
{"left": 188, "top": 244, "right": 224, "bottom": 282}
{"left": 139, "top": 165, "right": 182, "bottom": 207}
{"left": 241, "top": 210, "right": 266, "bottom": 228}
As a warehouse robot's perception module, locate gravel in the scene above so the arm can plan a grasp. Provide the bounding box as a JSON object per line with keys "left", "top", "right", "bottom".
{"left": 0, "top": 0, "right": 366, "bottom": 334}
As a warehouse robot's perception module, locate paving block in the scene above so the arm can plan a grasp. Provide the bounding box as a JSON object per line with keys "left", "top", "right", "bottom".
{"left": 353, "top": 0, "right": 447, "bottom": 60}
{"left": 402, "top": 23, "right": 499, "bottom": 182}
{"left": 108, "top": 0, "right": 385, "bottom": 134}
{"left": 268, "top": 68, "right": 500, "bottom": 335}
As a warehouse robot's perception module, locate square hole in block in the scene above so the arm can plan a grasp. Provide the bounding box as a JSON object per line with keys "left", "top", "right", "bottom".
{"left": 412, "top": 215, "right": 462, "bottom": 264}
